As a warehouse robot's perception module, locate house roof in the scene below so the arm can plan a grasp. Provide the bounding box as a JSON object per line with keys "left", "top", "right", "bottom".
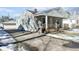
{"left": 35, "top": 7, "right": 70, "bottom": 18}
{"left": 26, "top": 9, "right": 38, "bottom": 14}
{"left": 27, "top": 10, "right": 36, "bottom": 14}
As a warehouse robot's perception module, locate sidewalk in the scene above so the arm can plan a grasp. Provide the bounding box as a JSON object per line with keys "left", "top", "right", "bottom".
{"left": 47, "top": 33, "right": 79, "bottom": 43}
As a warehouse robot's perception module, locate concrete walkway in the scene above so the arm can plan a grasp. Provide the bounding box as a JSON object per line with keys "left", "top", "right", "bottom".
{"left": 15, "top": 33, "right": 45, "bottom": 41}
{"left": 47, "top": 33, "right": 79, "bottom": 43}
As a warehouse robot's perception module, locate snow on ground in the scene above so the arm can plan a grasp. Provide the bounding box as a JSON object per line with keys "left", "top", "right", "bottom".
{"left": 0, "top": 28, "right": 17, "bottom": 51}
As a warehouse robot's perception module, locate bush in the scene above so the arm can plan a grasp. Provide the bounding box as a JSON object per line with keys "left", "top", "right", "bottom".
{"left": 63, "top": 24, "right": 70, "bottom": 30}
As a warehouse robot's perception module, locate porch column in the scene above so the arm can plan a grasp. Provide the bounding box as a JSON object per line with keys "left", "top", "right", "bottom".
{"left": 45, "top": 16, "right": 48, "bottom": 32}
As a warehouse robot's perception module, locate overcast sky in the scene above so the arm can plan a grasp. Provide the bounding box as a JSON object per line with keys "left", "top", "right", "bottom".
{"left": 0, "top": 7, "right": 53, "bottom": 18}
{"left": 0, "top": 7, "right": 79, "bottom": 19}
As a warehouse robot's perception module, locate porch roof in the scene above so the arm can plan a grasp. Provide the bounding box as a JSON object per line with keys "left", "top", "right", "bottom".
{"left": 35, "top": 7, "right": 70, "bottom": 19}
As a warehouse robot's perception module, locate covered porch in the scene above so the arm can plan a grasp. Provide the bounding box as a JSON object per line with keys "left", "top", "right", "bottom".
{"left": 35, "top": 8, "right": 69, "bottom": 33}
{"left": 35, "top": 15, "right": 63, "bottom": 32}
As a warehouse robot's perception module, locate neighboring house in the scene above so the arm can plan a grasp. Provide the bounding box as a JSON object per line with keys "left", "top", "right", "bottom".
{"left": 16, "top": 7, "right": 70, "bottom": 32}
{"left": 0, "top": 16, "right": 15, "bottom": 29}
{"left": 63, "top": 19, "right": 76, "bottom": 29}
{"left": 63, "top": 12, "right": 79, "bottom": 29}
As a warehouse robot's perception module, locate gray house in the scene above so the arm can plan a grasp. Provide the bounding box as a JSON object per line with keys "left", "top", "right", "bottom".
{"left": 16, "top": 7, "right": 70, "bottom": 32}
{"left": 35, "top": 7, "right": 70, "bottom": 32}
